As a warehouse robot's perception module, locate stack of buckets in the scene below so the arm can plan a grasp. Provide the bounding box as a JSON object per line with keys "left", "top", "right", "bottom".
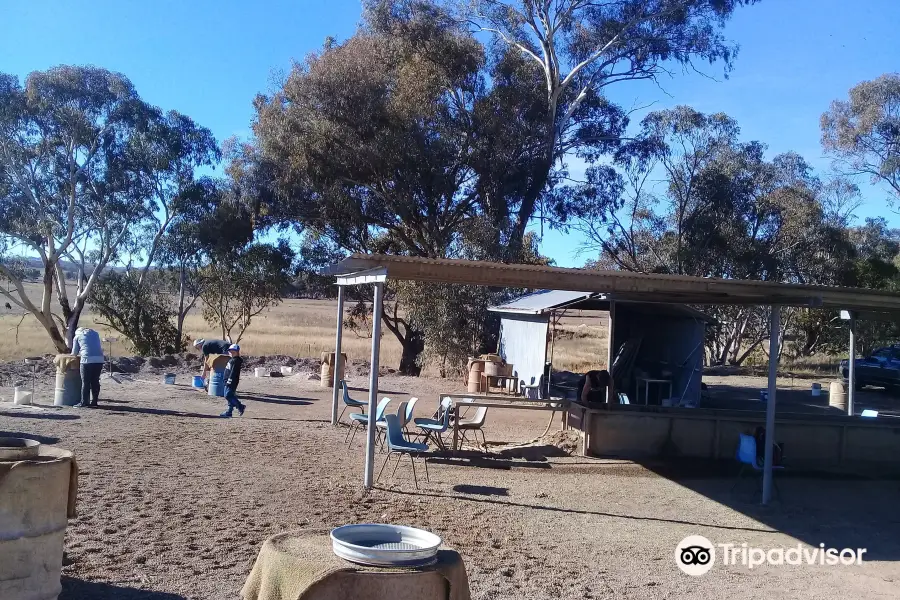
{"left": 467, "top": 355, "right": 511, "bottom": 394}
{"left": 467, "top": 359, "right": 485, "bottom": 393}
{"left": 320, "top": 352, "right": 347, "bottom": 388}
{"left": 207, "top": 355, "right": 230, "bottom": 397}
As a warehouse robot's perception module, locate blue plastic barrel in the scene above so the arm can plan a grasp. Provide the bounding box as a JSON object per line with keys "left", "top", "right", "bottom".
{"left": 192, "top": 375, "right": 205, "bottom": 388}
{"left": 164, "top": 373, "right": 176, "bottom": 385}
{"left": 208, "top": 369, "right": 225, "bottom": 397}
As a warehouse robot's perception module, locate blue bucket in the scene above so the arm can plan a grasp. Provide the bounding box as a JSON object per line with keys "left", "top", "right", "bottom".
{"left": 192, "top": 375, "right": 205, "bottom": 388}
{"left": 164, "top": 373, "right": 176, "bottom": 385}
{"left": 208, "top": 369, "right": 225, "bottom": 397}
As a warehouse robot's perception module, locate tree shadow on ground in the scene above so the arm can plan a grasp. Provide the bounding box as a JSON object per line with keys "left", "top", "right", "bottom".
{"left": 635, "top": 456, "right": 900, "bottom": 562}
{"left": 0, "top": 410, "right": 79, "bottom": 421}
{"left": 453, "top": 484, "right": 509, "bottom": 496}
{"left": 0, "top": 431, "right": 60, "bottom": 444}
{"left": 384, "top": 487, "right": 771, "bottom": 533}
{"left": 61, "top": 577, "right": 186, "bottom": 599}
{"left": 240, "top": 392, "right": 314, "bottom": 406}
{"left": 92, "top": 405, "right": 220, "bottom": 419}
{"left": 426, "top": 452, "right": 551, "bottom": 471}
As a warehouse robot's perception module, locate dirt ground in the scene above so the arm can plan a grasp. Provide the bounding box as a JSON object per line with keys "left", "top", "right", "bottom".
{"left": 2, "top": 371, "right": 899, "bottom": 600}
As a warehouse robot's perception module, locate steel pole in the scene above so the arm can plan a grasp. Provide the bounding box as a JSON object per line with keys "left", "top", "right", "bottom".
{"left": 848, "top": 314, "right": 856, "bottom": 416}
{"left": 363, "top": 283, "right": 384, "bottom": 489}
{"left": 330, "top": 286, "right": 345, "bottom": 426}
{"left": 762, "top": 305, "right": 780, "bottom": 505}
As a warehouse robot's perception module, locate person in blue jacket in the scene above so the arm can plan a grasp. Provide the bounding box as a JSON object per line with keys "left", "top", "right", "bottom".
{"left": 72, "top": 327, "right": 105, "bottom": 407}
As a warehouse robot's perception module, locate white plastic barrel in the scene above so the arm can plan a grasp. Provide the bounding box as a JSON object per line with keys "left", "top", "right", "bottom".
{"left": 255, "top": 367, "right": 266, "bottom": 378}
{"left": 0, "top": 438, "right": 76, "bottom": 600}
{"left": 13, "top": 388, "right": 32, "bottom": 405}
{"left": 53, "top": 355, "right": 81, "bottom": 407}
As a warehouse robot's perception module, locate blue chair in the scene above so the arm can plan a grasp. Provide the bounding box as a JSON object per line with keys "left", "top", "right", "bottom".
{"left": 376, "top": 400, "right": 408, "bottom": 449}
{"left": 377, "top": 414, "right": 429, "bottom": 489}
{"left": 730, "top": 433, "right": 784, "bottom": 497}
{"left": 338, "top": 380, "right": 367, "bottom": 424}
{"left": 346, "top": 397, "right": 391, "bottom": 447}
{"left": 404, "top": 397, "right": 419, "bottom": 433}
{"left": 414, "top": 397, "right": 452, "bottom": 450}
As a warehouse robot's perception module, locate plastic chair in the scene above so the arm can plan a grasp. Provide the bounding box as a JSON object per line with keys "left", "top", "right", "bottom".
{"left": 376, "top": 414, "right": 430, "bottom": 489}
{"left": 404, "top": 398, "right": 419, "bottom": 433}
{"left": 521, "top": 376, "right": 541, "bottom": 400}
{"left": 730, "top": 433, "right": 784, "bottom": 497}
{"left": 458, "top": 405, "right": 489, "bottom": 450}
{"left": 376, "top": 400, "right": 408, "bottom": 448}
{"left": 414, "top": 397, "right": 453, "bottom": 450}
{"left": 338, "top": 380, "right": 367, "bottom": 424}
{"left": 346, "top": 397, "right": 391, "bottom": 447}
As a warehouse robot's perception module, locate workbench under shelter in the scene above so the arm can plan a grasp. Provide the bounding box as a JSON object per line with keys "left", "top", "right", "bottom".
{"left": 325, "top": 254, "right": 900, "bottom": 504}
{"left": 490, "top": 290, "right": 712, "bottom": 405}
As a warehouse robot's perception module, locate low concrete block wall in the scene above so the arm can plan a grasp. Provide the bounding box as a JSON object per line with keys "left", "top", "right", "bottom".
{"left": 568, "top": 403, "right": 900, "bottom": 475}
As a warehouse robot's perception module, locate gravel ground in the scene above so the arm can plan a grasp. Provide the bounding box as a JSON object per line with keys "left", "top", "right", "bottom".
{"left": 1, "top": 372, "right": 899, "bottom": 600}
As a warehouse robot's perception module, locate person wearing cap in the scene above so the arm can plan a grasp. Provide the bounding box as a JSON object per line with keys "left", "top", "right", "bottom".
{"left": 193, "top": 338, "right": 231, "bottom": 384}
{"left": 221, "top": 343, "right": 246, "bottom": 417}
{"left": 72, "top": 327, "right": 105, "bottom": 407}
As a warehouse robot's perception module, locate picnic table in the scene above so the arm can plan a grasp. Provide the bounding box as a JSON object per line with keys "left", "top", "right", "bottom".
{"left": 439, "top": 393, "right": 569, "bottom": 452}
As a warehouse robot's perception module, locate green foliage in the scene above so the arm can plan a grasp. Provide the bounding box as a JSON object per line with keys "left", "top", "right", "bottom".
{"left": 821, "top": 73, "right": 900, "bottom": 208}
{"left": 90, "top": 272, "right": 185, "bottom": 356}
{"left": 199, "top": 241, "right": 295, "bottom": 343}
{"left": 0, "top": 65, "right": 218, "bottom": 353}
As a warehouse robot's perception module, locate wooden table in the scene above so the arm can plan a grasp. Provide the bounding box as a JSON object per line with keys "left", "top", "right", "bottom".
{"left": 441, "top": 394, "right": 569, "bottom": 451}
{"left": 481, "top": 373, "right": 515, "bottom": 395}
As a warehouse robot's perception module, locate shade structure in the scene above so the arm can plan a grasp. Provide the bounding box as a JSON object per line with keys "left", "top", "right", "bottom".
{"left": 327, "top": 254, "right": 900, "bottom": 502}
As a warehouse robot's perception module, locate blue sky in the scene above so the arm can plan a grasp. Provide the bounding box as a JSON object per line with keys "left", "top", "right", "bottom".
{"left": 3, "top": 0, "right": 898, "bottom": 267}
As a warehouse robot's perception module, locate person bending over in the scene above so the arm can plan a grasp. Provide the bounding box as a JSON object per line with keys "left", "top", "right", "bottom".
{"left": 193, "top": 338, "right": 231, "bottom": 383}
{"left": 73, "top": 327, "right": 105, "bottom": 408}
{"left": 579, "top": 369, "right": 616, "bottom": 405}
{"left": 221, "top": 344, "right": 246, "bottom": 418}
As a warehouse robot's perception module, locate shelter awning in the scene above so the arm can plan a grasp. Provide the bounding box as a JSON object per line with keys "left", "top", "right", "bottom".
{"left": 489, "top": 289, "right": 713, "bottom": 321}
{"left": 325, "top": 254, "right": 900, "bottom": 314}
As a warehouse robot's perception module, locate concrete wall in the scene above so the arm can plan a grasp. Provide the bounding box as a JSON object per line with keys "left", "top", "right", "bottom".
{"left": 567, "top": 403, "right": 900, "bottom": 475}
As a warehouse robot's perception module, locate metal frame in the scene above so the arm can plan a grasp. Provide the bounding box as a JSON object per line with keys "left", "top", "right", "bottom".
{"left": 328, "top": 255, "right": 900, "bottom": 502}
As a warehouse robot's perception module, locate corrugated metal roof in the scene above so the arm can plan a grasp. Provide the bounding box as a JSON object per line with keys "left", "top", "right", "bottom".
{"left": 325, "top": 254, "right": 900, "bottom": 314}
{"left": 489, "top": 290, "right": 598, "bottom": 314}
{"left": 489, "top": 290, "right": 714, "bottom": 321}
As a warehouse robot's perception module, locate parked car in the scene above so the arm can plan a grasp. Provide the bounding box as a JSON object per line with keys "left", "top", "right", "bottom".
{"left": 840, "top": 345, "right": 900, "bottom": 390}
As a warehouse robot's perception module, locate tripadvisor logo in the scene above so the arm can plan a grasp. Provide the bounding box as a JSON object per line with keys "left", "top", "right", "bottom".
{"left": 675, "top": 536, "right": 867, "bottom": 575}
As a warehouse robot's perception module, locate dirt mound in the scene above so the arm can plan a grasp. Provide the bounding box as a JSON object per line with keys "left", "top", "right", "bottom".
{"left": 542, "top": 430, "right": 581, "bottom": 455}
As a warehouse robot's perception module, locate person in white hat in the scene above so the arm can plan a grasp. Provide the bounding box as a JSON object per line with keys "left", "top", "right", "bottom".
{"left": 221, "top": 344, "right": 246, "bottom": 418}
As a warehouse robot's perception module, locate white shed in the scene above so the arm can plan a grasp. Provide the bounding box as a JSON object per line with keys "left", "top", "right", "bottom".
{"left": 490, "top": 290, "right": 712, "bottom": 405}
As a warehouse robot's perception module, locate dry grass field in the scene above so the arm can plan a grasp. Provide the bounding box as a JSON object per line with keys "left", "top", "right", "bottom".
{"left": 0, "top": 283, "right": 608, "bottom": 372}
{"left": 0, "top": 283, "right": 840, "bottom": 376}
